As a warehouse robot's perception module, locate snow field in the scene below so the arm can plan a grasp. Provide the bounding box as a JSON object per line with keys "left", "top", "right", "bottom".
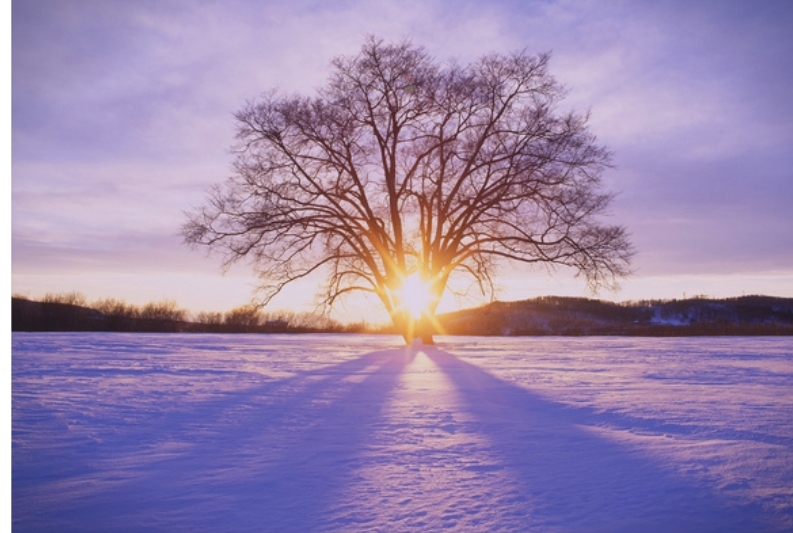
{"left": 12, "top": 333, "right": 793, "bottom": 532}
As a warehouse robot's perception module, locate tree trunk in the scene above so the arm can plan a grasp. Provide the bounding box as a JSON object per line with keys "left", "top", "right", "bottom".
{"left": 394, "top": 313, "right": 435, "bottom": 345}
{"left": 416, "top": 315, "right": 435, "bottom": 345}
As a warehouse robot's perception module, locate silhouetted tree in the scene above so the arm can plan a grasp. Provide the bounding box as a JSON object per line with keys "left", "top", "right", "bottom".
{"left": 138, "top": 300, "right": 187, "bottom": 322}
{"left": 195, "top": 311, "right": 224, "bottom": 325}
{"left": 223, "top": 305, "right": 263, "bottom": 332}
{"left": 183, "top": 37, "right": 632, "bottom": 343}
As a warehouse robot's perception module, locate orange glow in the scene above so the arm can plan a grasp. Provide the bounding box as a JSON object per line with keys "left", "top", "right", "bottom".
{"left": 396, "top": 273, "right": 435, "bottom": 319}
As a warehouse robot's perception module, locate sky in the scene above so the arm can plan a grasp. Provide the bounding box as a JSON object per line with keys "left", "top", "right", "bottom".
{"left": 11, "top": 0, "right": 793, "bottom": 323}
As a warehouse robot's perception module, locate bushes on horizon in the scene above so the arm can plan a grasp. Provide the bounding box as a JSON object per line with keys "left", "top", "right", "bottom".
{"left": 92, "top": 298, "right": 138, "bottom": 318}
{"left": 223, "top": 305, "right": 263, "bottom": 331}
{"left": 12, "top": 293, "right": 358, "bottom": 333}
{"left": 42, "top": 292, "right": 88, "bottom": 307}
{"left": 138, "top": 300, "right": 187, "bottom": 323}
{"left": 194, "top": 311, "right": 223, "bottom": 325}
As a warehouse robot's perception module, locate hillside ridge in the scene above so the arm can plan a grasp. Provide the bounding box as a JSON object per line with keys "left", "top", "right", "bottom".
{"left": 436, "top": 295, "right": 793, "bottom": 336}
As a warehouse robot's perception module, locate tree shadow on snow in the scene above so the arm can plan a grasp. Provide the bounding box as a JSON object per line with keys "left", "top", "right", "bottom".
{"left": 423, "top": 346, "right": 778, "bottom": 533}
{"left": 14, "top": 346, "right": 417, "bottom": 533}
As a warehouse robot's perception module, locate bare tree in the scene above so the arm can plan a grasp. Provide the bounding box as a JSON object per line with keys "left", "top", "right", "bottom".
{"left": 138, "top": 300, "right": 187, "bottom": 323}
{"left": 183, "top": 37, "right": 632, "bottom": 344}
{"left": 223, "top": 304, "right": 263, "bottom": 332}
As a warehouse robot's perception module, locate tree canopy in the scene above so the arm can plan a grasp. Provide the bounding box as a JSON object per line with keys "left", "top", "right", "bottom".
{"left": 183, "top": 37, "right": 632, "bottom": 343}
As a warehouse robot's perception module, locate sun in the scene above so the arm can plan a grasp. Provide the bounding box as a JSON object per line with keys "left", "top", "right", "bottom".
{"left": 395, "top": 273, "right": 435, "bottom": 319}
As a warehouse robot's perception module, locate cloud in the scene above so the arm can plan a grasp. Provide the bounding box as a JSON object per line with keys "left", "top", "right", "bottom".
{"left": 12, "top": 0, "right": 793, "bottom": 310}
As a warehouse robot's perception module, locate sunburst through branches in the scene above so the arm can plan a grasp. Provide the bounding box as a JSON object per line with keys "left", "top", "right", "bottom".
{"left": 395, "top": 273, "right": 435, "bottom": 320}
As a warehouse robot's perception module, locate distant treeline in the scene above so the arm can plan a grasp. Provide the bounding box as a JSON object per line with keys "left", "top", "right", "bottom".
{"left": 435, "top": 295, "right": 793, "bottom": 336}
{"left": 12, "top": 293, "right": 793, "bottom": 336}
{"left": 11, "top": 293, "right": 366, "bottom": 334}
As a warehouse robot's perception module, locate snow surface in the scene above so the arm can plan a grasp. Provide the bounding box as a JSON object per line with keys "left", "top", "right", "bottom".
{"left": 12, "top": 333, "right": 793, "bottom": 532}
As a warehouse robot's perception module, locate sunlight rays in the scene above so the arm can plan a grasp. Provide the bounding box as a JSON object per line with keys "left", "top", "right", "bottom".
{"left": 391, "top": 272, "right": 447, "bottom": 342}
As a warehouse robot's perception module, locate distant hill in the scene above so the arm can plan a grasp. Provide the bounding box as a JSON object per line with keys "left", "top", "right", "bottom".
{"left": 436, "top": 295, "right": 793, "bottom": 336}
